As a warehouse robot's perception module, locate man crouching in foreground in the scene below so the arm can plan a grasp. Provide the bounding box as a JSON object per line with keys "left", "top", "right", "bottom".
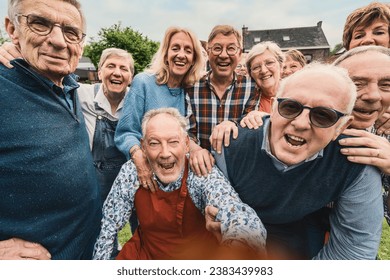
{"left": 93, "top": 107, "right": 266, "bottom": 260}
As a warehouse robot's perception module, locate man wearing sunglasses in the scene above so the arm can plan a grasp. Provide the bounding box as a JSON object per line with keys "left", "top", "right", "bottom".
{"left": 210, "top": 63, "right": 383, "bottom": 259}
{"left": 0, "top": 0, "right": 101, "bottom": 259}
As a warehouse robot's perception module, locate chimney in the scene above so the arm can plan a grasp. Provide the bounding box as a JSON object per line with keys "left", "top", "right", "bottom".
{"left": 317, "top": 21, "right": 322, "bottom": 28}
{"left": 242, "top": 25, "right": 248, "bottom": 52}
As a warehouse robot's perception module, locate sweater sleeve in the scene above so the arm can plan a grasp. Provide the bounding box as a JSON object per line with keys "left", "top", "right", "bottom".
{"left": 115, "top": 73, "right": 148, "bottom": 159}
{"left": 313, "top": 165, "right": 383, "bottom": 260}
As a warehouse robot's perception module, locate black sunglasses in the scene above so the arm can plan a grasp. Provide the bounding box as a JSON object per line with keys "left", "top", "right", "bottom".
{"left": 277, "top": 98, "right": 348, "bottom": 128}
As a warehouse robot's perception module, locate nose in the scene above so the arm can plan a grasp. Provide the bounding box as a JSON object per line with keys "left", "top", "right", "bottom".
{"left": 290, "top": 109, "right": 311, "bottom": 130}
{"left": 113, "top": 66, "right": 122, "bottom": 76}
{"left": 259, "top": 63, "right": 268, "bottom": 73}
{"left": 176, "top": 48, "right": 187, "bottom": 58}
{"left": 283, "top": 67, "right": 292, "bottom": 76}
{"left": 359, "top": 82, "right": 381, "bottom": 103}
{"left": 360, "top": 34, "right": 375, "bottom": 46}
{"left": 159, "top": 142, "right": 171, "bottom": 158}
{"left": 49, "top": 25, "right": 67, "bottom": 48}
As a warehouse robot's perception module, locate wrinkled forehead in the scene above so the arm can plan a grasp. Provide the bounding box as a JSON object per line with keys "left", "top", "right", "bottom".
{"left": 339, "top": 50, "right": 390, "bottom": 70}
{"left": 281, "top": 70, "right": 351, "bottom": 106}
{"left": 16, "top": 0, "right": 85, "bottom": 30}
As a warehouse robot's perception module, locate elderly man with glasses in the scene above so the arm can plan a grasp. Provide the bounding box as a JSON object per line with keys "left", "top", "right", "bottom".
{"left": 208, "top": 63, "right": 383, "bottom": 260}
{"left": 185, "top": 25, "right": 259, "bottom": 178}
{"left": 0, "top": 0, "right": 101, "bottom": 259}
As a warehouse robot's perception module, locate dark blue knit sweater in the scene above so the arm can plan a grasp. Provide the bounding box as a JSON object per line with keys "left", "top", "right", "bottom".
{"left": 224, "top": 122, "right": 365, "bottom": 258}
{"left": 0, "top": 60, "right": 101, "bottom": 259}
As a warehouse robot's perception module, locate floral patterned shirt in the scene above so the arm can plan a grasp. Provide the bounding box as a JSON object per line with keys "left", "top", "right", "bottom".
{"left": 93, "top": 160, "right": 267, "bottom": 260}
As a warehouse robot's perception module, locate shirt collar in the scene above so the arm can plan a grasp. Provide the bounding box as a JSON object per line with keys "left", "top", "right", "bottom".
{"left": 262, "top": 117, "right": 323, "bottom": 172}
{"left": 94, "top": 85, "right": 127, "bottom": 118}
{"left": 206, "top": 70, "right": 237, "bottom": 89}
{"left": 12, "top": 58, "right": 79, "bottom": 93}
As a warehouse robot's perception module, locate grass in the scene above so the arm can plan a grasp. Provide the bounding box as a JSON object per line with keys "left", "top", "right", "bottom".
{"left": 378, "top": 219, "right": 390, "bottom": 260}
{"left": 118, "top": 222, "right": 131, "bottom": 246}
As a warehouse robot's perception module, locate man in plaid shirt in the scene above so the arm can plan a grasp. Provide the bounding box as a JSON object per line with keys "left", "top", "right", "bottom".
{"left": 186, "top": 25, "right": 259, "bottom": 177}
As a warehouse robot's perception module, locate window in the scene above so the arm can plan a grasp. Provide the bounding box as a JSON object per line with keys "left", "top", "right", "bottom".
{"left": 283, "top": 35, "right": 290, "bottom": 41}
{"left": 254, "top": 37, "right": 261, "bottom": 43}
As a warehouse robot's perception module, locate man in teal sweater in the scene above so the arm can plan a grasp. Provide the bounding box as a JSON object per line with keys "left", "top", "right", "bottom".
{"left": 0, "top": 0, "right": 101, "bottom": 259}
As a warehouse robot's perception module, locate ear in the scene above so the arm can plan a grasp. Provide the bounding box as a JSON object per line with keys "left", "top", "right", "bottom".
{"left": 97, "top": 69, "right": 102, "bottom": 81}
{"left": 140, "top": 138, "right": 146, "bottom": 152}
{"left": 5, "top": 17, "right": 19, "bottom": 45}
{"left": 185, "top": 135, "right": 190, "bottom": 153}
{"left": 332, "top": 116, "right": 354, "bottom": 141}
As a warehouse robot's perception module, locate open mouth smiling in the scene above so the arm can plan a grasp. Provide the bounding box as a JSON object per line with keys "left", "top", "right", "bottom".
{"left": 285, "top": 134, "right": 306, "bottom": 147}
{"left": 159, "top": 162, "right": 175, "bottom": 170}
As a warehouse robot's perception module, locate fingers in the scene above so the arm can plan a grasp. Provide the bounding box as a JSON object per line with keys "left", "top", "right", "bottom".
{"left": 0, "top": 42, "right": 22, "bottom": 69}
{"left": 205, "top": 206, "right": 222, "bottom": 242}
{"left": 375, "top": 110, "right": 390, "bottom": 135}
{"left": 0, "top": 238, "right": 51, "bottom": 260}
{"left": 189, "top": 149, "right": 214, "bottom": 177}
{"left": 22, "top": 241, "right": 51, "bottom": 260}
{"left": 140, "top": 177, "right": 157, "bottom": 192}
{"left": 339, "top": 129, "right": 390, "bottom": 173}
{"left": 149, "top": 179, "right": 158, "bottom": 193}
{"left": 205, "top": 205, "right": 219, "bottom": 218}
{"left": 210, "top": 121, "right": 238, "bottom": 154}
{"left": 133, "top": 153, "right": 157, "bottom": 192}
{"left": 240, "top": 111, "right": 266, "bottom": 129}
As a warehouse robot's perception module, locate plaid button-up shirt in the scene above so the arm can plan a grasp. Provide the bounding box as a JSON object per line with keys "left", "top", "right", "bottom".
{"left": 186, "top": 72, "right": 259, "bottom": 150}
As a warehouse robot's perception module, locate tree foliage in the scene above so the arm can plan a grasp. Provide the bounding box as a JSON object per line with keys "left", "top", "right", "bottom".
{"left": 0, "top": 27, "right": 10, "bottom": 45}
{"left": 330, "top": 43, "right": 344, "bottom": 56}
{"left": 83, "top": 22, "right": 159, "bottom": 75}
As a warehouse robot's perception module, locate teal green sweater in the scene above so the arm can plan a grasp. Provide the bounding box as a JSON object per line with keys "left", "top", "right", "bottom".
{"left": 0, "top": 60, "right": 101, "bottom": 259}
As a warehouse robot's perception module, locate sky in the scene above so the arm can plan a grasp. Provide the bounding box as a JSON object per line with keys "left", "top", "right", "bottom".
{"left": 0, "top": 0, "right": 384, "bottom": 48}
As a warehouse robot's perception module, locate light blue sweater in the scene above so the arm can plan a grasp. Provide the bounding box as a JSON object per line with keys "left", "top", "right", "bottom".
{"left": 115, "top": 72, "right": 186, "bottom": 159}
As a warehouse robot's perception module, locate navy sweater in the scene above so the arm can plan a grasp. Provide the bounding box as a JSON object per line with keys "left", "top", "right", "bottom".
{"left": 0, "top": 60, "right": 101, "bottom": 259}
{"left": 224, "top": 123, "right": 365, "bottom": 258}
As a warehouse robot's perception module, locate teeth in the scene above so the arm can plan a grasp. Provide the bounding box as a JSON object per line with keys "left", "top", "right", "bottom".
{"left": 354, "top": 108, "right": 375, "bottom": 115}
{"left": 261, "top": 75, "right": 271, "bottom": 80}
{"left": 289, "top": 135, "right": 304, "bottom": 142}
{"left": 285, "top": 134, "right": 306, "bottom": 146}
{"left": 110, "top": 80, "right": 122, "bottom": 84}
{"left": 175, "top": 62, "right": 185, "bottom": 66}
{"left": 160, "top": 163, "right": 174, "bottom": 169}
{"left": 219, "top": 63, "right": 229, "bottom": 66}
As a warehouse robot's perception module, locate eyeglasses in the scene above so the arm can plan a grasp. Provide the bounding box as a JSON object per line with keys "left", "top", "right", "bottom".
{"left": 236, "top": 64, "right": 246, "bottom": 69}
{"left": 277, "top": 98, "right": 348, "bottom": 128}
{"left": 15, "top": 14, "right": 86, "bottom": 44}
{"left": 250, "top": 60, "right": 277, "bottom": 73}
{"left": 208, "top": 44, "right": 240, "bottom": 56}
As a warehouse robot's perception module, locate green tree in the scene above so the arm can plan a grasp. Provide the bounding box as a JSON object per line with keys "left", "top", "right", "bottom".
{"left": 0, "top": 27, "right": 10, "bottom": 45}
{"left": 83, "top": 23, "right": 159, "bottom": 75}
{"left": 330, "top": 43, "right": 344, "bottom": 56}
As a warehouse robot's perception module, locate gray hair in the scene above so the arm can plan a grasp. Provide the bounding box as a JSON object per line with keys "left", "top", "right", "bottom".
{"left": 98, "top": 48, "right": 135, "bottom": 76}
{"left": 8, "top": 0, "right": 86, "bottom": 32}
{"left": 274, "top": 63, "right": 357, "bottom": 121}
{"left": 141, "top": 108, "right": 188, "bottom": 137}
{"left": 333, "top": 45, "right": 390, "bottom": 66}
{"left": 246, "top": 41, "right": 285, "bottom": 73}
